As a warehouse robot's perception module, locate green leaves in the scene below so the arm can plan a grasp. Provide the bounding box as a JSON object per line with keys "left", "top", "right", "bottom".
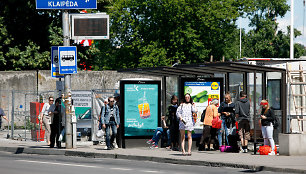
{"left": 0, "top": 0, "right": 304, "bottom": 71}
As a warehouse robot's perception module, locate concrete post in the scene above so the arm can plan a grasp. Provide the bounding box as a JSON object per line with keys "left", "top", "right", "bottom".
{"left": 62, "top": 11, "right": 72, "bottom": 149}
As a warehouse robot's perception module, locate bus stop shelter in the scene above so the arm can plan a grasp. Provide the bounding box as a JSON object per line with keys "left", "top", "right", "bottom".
{"left": 118, "top": 61, "right": 287, "bottom": 146}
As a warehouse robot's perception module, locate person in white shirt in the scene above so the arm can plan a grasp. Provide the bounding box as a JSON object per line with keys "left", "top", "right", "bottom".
{"left": 39, "top": 97, "right": 54, "bottom": 145}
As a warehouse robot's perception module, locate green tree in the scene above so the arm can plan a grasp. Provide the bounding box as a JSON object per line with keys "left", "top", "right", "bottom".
{"left": 96, "top": 0, "right": 247, "bottom": 70}
{"left": 242, "top": 0, "right": 305, "bottom": 58}
{"left": 0, "top": 0, "right": 111, "bottom": 71}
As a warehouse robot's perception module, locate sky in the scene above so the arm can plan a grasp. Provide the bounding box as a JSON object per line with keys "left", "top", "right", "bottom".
{"left": 240, "top": 0, "right": 306, "bottom": 46}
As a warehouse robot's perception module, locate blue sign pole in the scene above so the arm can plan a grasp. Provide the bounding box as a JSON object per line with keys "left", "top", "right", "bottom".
{"left": 36, "top": 0, "right": 97, "bottom": 9}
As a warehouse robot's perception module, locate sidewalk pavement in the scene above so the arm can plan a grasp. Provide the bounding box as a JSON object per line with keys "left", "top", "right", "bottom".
{"left": 0, "top": 131, "right": 306, "bottom": 173}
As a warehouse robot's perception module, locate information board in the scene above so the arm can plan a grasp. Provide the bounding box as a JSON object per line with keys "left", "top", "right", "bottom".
{"left": 59, "top": 46, "right": 77, "bottom": 74}
{"left": 51, "top": 46, "right": 64, "bottom": 78}
{"left": 72, "top": 91, "right": 92, "bottom": 120}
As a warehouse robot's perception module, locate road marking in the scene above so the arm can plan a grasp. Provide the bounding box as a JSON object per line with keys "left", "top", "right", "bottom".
{"left": 110, "top": 167, "right": 132, "bottom": 171}
{"left": 16, "top": 160, "right": 99, "bottom": 168}
{"left": 142, "top": 170, "right": 159, "bottom": 173}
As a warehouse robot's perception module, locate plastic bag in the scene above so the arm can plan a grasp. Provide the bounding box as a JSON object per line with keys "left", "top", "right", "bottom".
{"left": 258, "top": 145, "right": 277, "bottom": 155}
{"left": 96, "top": 129, "right": 105, "bottom": 138}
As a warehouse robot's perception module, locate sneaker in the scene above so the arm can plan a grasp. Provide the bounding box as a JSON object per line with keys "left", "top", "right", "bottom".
{"left": 113, "top": 143, "right": 119, "bottom": 149}
{"left": 243, "top": 149, "right": 248, "bottom": 153}
{"left": 146, "top": 139, "right": 154, "bottom": 144}
{"left": 150, "top": 144, "right": 158, "bottom": 149}
{"left": 104, "top": 146, "right": 112, "bottom": 150}
{"left": 268, "top": 151, "right": 275, "bottom": 155}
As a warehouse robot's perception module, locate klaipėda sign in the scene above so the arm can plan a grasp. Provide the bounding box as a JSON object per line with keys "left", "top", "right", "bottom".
{"left": 36, "top": 0, "right": 97, "bottom": 9}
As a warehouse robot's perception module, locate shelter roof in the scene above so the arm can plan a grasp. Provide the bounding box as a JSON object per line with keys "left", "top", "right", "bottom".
{"left": 118, "top": 61, "right": 286, "bottom": 77}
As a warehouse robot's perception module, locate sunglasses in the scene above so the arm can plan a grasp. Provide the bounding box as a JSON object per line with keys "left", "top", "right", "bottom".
{"left": 109, "top": 101, "right": 115, "bottom": 102}
{"left": 49, "top": 100, "right": 54, "bottom": 101}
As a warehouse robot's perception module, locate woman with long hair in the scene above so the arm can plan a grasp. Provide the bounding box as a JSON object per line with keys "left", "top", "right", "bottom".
{"left": 176, "top": 93, "right": 197, "bottom": 156}
{"left": 260, "top": 99, "right": 276, "bottom": 155}
{"left": 218, "top": 93, "right": 235, "bottom": 146}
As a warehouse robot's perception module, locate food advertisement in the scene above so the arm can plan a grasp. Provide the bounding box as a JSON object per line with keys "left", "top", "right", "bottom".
{"left": 183, "top": 79, "right": 223, "bottom": 132}
{"left": 123, "top": 83, "right": 160, "bottom": 137}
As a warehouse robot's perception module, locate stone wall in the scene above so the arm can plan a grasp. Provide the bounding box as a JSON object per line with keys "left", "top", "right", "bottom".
{"left": 0, "top": 70, "right": 162, "bottom": 128}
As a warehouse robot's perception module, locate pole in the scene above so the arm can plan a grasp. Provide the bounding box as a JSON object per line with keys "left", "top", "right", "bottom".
{"left": 290, "top": 0, "right": 294, "bottom": 59}
{"left": 240, "top": 19, "right": 242, "bottom": 59}
{"left": 62, "top": 10, "right": 72, "bottom": 149}
{"left": 11, "top": 90, "right": 14, "bottom": 139}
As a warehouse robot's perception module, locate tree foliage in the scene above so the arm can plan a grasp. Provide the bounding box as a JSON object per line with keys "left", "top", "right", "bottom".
{"left": 0, "top": 0, "right": 305, "bottom": 71}
{"left": 241, "top": 0, "right": 304, "bottom": 58}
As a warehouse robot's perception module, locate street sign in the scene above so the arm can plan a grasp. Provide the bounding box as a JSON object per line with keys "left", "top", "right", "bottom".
{"left": 51, "top": 46, "right": 64, "bottom": 78}
{"left": 59, "top": 46, "right": 78, "bottom": 74}
{"left": 70, "top": 13, "right": 109, "bottom": 40}
{"left": 36, "top": 0, "right": 97, "bottom": 9}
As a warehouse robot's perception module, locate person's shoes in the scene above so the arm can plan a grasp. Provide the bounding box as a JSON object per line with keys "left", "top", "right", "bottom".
{"left": 146, "top": 139, "right": 154, "bottom": 144}
{"left": 104, "top": 146, "right": 112, "bottom": 150}
{"left": 150, "top": 144, "right": 158, "bottom": 149}
{"left": 113, "top": 143, "right": 119, "bottom": 149}
{"left": 243, "top": 149, "right": 248, "bottom": 153}
{"left": 172, "top": 147, "right": 179, "bottom": 151}
{"left": 268, "top": 151, "right": 275, "bottom": 155}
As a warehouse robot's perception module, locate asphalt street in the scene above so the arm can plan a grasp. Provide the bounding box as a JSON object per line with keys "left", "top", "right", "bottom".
{"left": 0, "top": 151, "right": 284, "bottom": 174}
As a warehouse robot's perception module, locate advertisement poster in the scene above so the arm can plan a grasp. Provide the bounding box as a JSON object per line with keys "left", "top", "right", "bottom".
{"left": 123, "top": 83, "right": 159, "bottom": 137}
{"left": 72, "top": 91, "right": 92, "bottom": 120}
{"left": 181, "top": 78, "right": 223, "bottom": 133}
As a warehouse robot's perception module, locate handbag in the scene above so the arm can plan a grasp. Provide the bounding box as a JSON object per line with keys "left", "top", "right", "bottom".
{"left": 212, "top": 116, "right": 222, "bottom": 129}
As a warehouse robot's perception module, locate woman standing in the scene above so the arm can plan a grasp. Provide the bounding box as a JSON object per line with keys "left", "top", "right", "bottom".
{"left": 199, "top": 99, "right": 219, "bottom": 151}
{"left": 176, "top": 93, "right": 197, "bottom": 156}
{"left": 260, "top": 100, "right": 276, "bottom": 155}
{"left": 218, "top": 94, "right": 235, "bottom": 147}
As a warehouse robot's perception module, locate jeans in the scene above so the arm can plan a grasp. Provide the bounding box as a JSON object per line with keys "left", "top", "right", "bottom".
{"left": 105, "top": 121, "right": 117, "bottom": 148}
{"left": 217, "top": 120, "right": 229, "bottom": 146}
{"left": 261, "top": 123, "right": 275, "bottom": 151}
{"left": 152, "top": 127, "right": 170, "bottom": 146}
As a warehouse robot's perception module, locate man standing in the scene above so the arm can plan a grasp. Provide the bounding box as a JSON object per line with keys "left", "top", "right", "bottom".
{"left": 101, "top": 97, "right": 120, "bottom": 150}
{"left": 40, "top": 96, "right": 54, "bottom": 145}
{"left": 48, "top": 98, "right": 65, "bottom": 148}
{"left": 235, "top": 91, "right": 250, "bottom": 153}
{"left": 0, "top": 107, "right": 9, "bottom": 130}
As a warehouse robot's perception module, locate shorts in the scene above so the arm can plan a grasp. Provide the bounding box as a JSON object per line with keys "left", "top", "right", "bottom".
{"left": 238, "top": 119, "right": 250, "bottom": 140}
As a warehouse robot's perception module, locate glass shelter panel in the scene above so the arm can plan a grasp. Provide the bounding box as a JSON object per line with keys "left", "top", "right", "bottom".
{"left": 247, "top": 73, "right": 263, "bottom": 132}
{"left": 229, "top": 73, "right": 243, "bottom": 103}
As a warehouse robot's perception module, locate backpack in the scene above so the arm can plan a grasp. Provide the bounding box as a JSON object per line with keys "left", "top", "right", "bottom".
{"left": 200, "top": 109, "right": 206, "bottom": 122}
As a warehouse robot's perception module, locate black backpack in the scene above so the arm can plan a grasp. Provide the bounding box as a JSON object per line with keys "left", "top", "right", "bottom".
{"left": 200, "top": 109, "right": 206, "bottom": 122}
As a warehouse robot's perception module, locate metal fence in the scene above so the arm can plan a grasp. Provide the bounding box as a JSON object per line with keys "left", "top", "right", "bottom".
{"left": 0, "top": 90, "right": 58, "bottom": 141}
{"left": 0, "top": 89, "right": 119, "bottom": 142}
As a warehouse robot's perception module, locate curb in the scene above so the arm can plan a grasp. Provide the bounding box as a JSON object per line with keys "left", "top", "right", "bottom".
{"left": 0, "top": 146, "right": 305, "bottom": 173}
{"left": 65, "top": 151, "right": 306, "bottom": 173}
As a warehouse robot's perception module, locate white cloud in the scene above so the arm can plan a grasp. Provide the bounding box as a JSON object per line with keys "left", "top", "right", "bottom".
{"left": 277, "top": 17, "right": 290, "bottom": 32}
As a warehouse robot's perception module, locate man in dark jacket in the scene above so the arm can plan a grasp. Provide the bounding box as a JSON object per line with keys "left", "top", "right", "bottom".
{"left": 235, "top": 91, "right": 250, "bottom": 153}
{"left": 101, "top": 97, "right": 120, "bottom": 150}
